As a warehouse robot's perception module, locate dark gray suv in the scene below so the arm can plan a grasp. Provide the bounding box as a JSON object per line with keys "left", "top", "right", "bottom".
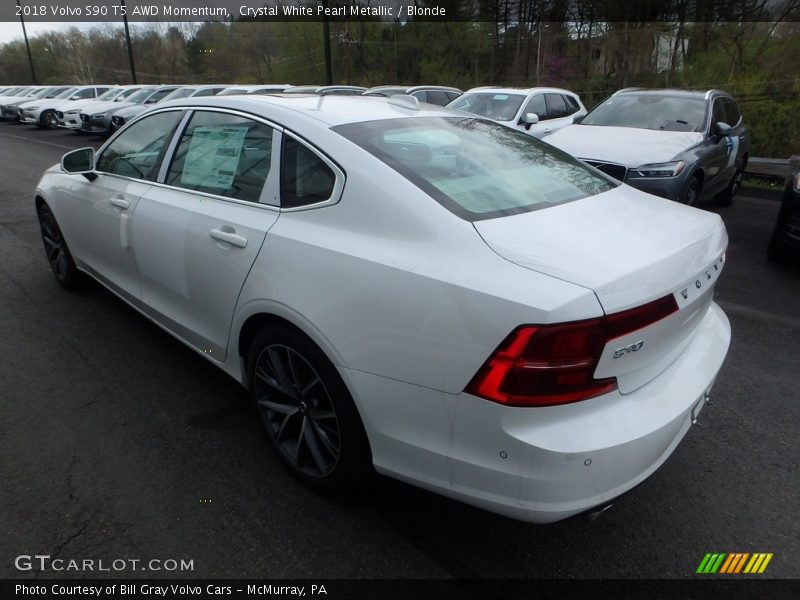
{"left": 545, "top": 88, "right": 749, "bottom": 206}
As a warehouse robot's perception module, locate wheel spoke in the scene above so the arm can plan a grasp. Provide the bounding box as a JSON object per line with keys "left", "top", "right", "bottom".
{"left": 302, "top": 419, "right": 328, "bottom": 474}
{"left": 257, "top": 397, "right": 296, "bottom": 415}
{"left": 300, "top": 376, "right": 321, "bottom": 397}
{"left": 310, "top": 419, "right": 338, "bottom": 458}
{"left": 267, "top": 347, "right": 297, "bottom": 398}
{"left": 308, "top": 408, "right": 335, "bottom": 421}
{"left": 255, "top": 365, "right": 289, "bottom": 397}
{"left": 274, "top": 409, "right": 300, "bottom": 445}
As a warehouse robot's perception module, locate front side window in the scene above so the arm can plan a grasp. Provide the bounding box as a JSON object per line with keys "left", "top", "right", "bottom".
{"left": 166, "top": 111, "right": 274, "bottom": 203}
{"left": 281, "top": 137, "right": 337, "bottom": 208}
{"left": 522, "top": 94, "right": 547, "bottom": 121}
{"left": 447, "top": 93, "right": 526, "bottom": 122}
{"left": 582, "top": 93, "right": 707, "bottom": 132}
{"left": 96, "top": 110, "right": 184, "bottom": 180}
{"left": 334, "top": 117, "right": 616, "bottom": 221}
{"left": 711, "top": 98, "right": 726, "bottom": 127}
{"left": 72, "top": 88, "right": 95, "bottom": 99}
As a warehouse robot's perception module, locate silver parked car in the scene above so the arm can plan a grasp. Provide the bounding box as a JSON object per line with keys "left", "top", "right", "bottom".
{"left": 545, "top": 88, "right": 749, "bottom": 206}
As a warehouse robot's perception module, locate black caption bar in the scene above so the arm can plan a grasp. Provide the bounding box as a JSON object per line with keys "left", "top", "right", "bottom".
{"left": 3, "top": 0, "right": 800, "bottom": 22}
{"left": 3, "top": 579, "right": 799, "bottom": 600}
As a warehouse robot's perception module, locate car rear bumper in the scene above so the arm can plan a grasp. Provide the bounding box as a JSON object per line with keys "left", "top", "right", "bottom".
{"left": 343, "top": 301, "right": 730, "bottom": 523}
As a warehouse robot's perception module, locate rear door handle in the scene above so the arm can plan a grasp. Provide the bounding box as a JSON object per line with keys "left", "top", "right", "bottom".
{"left": 210, "top": 228, "right": 248, "bottom": 248}
{"left": 110, "top": 197, "right": 130, "bottom": 210}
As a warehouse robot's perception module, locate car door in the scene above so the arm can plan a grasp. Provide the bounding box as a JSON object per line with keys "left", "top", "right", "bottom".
{"left": 59, "top": 109, "right": 186, "bottom": 299}
{"left": 700, "top": 97, "right": 732, "bottom": 196}
{"left": 516, "top": 93, "right": 550, "bottom": 137}
{"left": 130, "top": 109, "right": 281, "bottom": 360}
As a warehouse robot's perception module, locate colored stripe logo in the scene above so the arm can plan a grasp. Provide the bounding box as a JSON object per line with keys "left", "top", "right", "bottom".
{"left": 696, "top": 552, "right": 773, "bottom": 574}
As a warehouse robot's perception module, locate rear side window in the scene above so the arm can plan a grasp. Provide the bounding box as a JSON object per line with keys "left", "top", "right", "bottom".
{"left": 564, "top": 95, "right": 581, "bottom": 113}
{"left": 334, "top": 117, "right": 615, "bottom": 221}
{"left": 425, "top": 90, "right": 451, "bottom": 106}
{"left": 96, "top": 110, "right": 184, "bottom": 180}
{"left": 545, "top": 93, "right": 570, "bottom": 119}
{"left": 281, "top": 137, "right": 337, "bottom": 208}
{"left": 166, "top": 110, "right": 274, "bottom": 203}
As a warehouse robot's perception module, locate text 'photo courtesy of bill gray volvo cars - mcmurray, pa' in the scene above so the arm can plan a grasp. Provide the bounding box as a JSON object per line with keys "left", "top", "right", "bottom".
{"left": 35, "top": 93, "right": 730, "bottom": 524}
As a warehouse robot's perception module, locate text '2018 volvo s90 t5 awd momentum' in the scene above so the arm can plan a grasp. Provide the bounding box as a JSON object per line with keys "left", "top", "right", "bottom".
{"left": 35, "top": 94, "right": 730, "bottom": 523}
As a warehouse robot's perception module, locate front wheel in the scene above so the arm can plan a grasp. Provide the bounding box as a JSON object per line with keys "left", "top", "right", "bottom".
{"left": 37, "top": 203, "right": 84, "bottom": 289}
{"left": 248, "top": 324, "right": 371, "bottom": 492}
{"left": 40, "top": 109, "right": 58, "bottom": 130}
{"left": 680, "top": 175, "right": 702, "bottom": 206}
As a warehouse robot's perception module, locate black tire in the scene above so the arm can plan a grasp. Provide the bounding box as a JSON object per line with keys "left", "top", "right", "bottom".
{"left": 37, "top": 203, "right": 84, "bottom": 290}
{"left": 716, "top": 166, "right": 743, "bottom": 207}
{"left": 39, "top": 109, "right": 58, "bottom": 130}
{"left": 680, "top": 175, "right": 702, "bottom": 206}
{"left": 248, "top": 323, "right": 372, "bottom": 492}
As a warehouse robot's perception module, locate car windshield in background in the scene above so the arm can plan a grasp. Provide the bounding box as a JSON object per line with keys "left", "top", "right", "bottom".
{"left": 334, "top": 117, "right": 615, "bottom": 220}
{"left": 161, "top": 88, "right": 196, "bottom": 102}
{"left": 96, "top": 88, "right": 122, "bottom": 101}
{"left": 447, "top": 93, "right": 525, "bottom": 121}
{"left": 126, "top": 88, "right": 155, "bottom": 103}
{"left": 115, "top": 88, "right": 143, "bottom": 101}
{"left": 582, "top": 94, "right": 708, "bottom": 132}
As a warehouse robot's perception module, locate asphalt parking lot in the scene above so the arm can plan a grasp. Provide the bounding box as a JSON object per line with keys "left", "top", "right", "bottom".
{"left": 1, "top": 123, "right": 798, "bottom": 582}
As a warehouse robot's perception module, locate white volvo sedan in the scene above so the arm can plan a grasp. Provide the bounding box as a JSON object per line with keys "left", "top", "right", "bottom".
{"left": 35, "top": 95, "right": 730, "bottom": 523}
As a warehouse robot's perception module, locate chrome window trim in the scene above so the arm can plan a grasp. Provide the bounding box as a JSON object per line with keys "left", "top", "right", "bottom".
{"left": 279, "top": 130, "right": 346, "bottom": 212}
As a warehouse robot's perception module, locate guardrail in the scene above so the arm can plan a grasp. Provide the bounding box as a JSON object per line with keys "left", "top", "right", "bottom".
{"left": 745, "top": 157, "right": 794, "bottom": 180}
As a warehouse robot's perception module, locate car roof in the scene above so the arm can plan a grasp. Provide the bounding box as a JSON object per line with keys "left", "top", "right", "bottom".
{"left": 463, "top": 86, "right": 578, "bottom": 96}
{"left": 158, "top": 94, "right": 461, "bottom": 128}
{"left": 612, "top": 88, "right": 730, "bottom": 100}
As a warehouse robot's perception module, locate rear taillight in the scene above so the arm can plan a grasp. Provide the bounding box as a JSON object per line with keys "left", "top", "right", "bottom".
{"left": 466, "top": 294, "right": 678, "bottom": 407}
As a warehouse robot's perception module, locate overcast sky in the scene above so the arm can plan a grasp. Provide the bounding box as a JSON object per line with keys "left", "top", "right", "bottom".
{"left": 0, "top": 21, "right": 113, "bottom": 45}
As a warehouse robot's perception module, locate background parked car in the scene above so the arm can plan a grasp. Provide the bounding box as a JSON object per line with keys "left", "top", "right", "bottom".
{"left": 545, "top": 88, "right": 749, "bottom": 206}
{"left": 362, "top": 85, "right": 462, "bottom": 106}
{"left": 767, "top": 163, "right": 800, "bottom": 262}
{"left": 57, "top": 86, "right": 140, "bottom": 130}
{"left": 18, "top": 85, "right": 110, "bottom": 129}
{"left": 446, "top": 86, "right": 587, "bottom": 138}
{"left": 110, "top": 84, "right": 227, "bottom": 131}
{"left": 1, "top": 86, "right": 56, "bottom": 120}
{"left": 80, "top": 86, "right": 180, "bottom": 136}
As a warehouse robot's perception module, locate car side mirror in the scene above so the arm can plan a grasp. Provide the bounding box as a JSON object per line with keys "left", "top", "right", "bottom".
{"left": 61, "top": 147, "right": 96, "bottom": 181}
{"left": 573, "top": 114, "right": 585, "bottom": 124}
{"left": 523, "top": 112, "right": 539, "bottom": 125}
{"left": 712, "top": 121, "right": 732, "bottom": 138}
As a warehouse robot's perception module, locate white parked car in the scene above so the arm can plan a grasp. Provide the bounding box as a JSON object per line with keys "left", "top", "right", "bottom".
{"left": 35, "top": 95, "right": 730, "bottom": 523}
{"left": 18, "top": 85, "right": 110, "bottom": 128}
{"left": 109, "top": 84, "right": 227, "bottom": 132}
{"left": 447, "top": 86, "right": 587, "bottom": 138}
{"left": 56, "top": 86, "right": 141, "bottom": 130}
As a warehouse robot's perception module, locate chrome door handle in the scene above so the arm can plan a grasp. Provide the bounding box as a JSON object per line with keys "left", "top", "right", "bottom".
{"left": 110, "top": 197, "right": 130, "bottom": 210}
{"left": 210, "top": 228, "right": 248, "bottom": 248}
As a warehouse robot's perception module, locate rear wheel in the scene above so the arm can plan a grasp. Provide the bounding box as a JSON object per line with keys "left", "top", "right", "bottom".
{"left": 248, "top": 324, "right": 371, "bottom": 492}
{"left": 716, "top": 166, "right": 743, "bottom": 206}
{"left": 40, "top": 109, "right": 58, "bottom": 130}
{"left": 680, "top": 175, "right": 702, "bottom": 206}
{"left": 37, "top": 203, "right": 84, "bottom": 289}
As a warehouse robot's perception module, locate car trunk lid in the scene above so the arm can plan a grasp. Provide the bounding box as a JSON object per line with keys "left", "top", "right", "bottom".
{"left": 473, "top": 185, "right": 727, "bottom": 393}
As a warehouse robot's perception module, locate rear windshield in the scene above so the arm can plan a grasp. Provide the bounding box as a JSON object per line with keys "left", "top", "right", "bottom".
{"left": 334, "top": 117, "right": 616, "bottom": 221}
{"left": 582, "top": 93, "right": 708, "bottom": 132}
{"left": 447, "top": 92, "right": 526, "bottom": 122}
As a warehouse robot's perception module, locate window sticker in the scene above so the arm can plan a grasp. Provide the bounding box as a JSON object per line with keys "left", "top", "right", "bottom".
{"left": 181, "top": 125, "right": 248, "bottom": 189}
{"left": 493, "top": 94, "right": 509, "bottom": 100}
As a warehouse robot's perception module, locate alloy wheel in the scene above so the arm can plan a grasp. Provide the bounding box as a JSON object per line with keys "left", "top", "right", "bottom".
{"left": 253, "top": 344, "right": 341, "bottom": 478}
{"left": 39, "top": 212, "right": 69, "bottom": 280}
